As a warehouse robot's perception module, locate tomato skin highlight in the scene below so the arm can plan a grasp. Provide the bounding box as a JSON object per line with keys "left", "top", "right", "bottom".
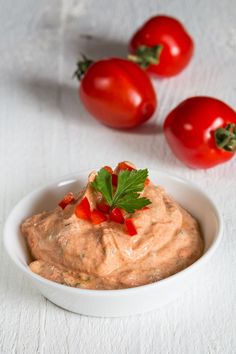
{"left": 129, "top": 15, "right": 194, "bottom": 77}
{"left": 125, "top": 218, "right": 137, "bottom": 236}
{"left": 163, "top": 96, "right": 236, "bottom": 169}
{"left": 110, "top": 208, "right": 125, "bottom": 224}
{"left": 90, "top": 209, "right": 107, "bottom": 225}
{"left": 80, "top": 58, "right": 157, "bottom": 129}
{"left": 75, "top": 197, "right": 91, "bottom": 220}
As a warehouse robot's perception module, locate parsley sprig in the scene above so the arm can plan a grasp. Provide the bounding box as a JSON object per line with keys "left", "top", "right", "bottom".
{"left": 92, "top": 168, "right": 151, "bottom": 213}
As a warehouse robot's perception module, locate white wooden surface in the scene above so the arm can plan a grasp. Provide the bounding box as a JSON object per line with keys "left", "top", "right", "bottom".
{"left": 0, "top": 0, "right": 236, "bottom": 353}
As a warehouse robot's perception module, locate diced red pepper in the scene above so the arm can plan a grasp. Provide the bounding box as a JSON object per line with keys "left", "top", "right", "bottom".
{"left": 58, "top": 192, "right": 75, "bottom": 209}
{"left": 75, "top": 197, "right": 91, "bottom": 220}
{"left": 103, "top": 165, "right": 118, "bottom": 187}
{"left": 91, "top": 209, "right": 107, "bottom": 225}
{"left": 144, "top": 178, "right": 150, "bottom": 186}
{"left": 118, "top": 161, "right": 136, "bottom": 171}
{"left": 110, "top": 207, "right": 125, "bottom": 224}
{"left": 103, "top": 165, "right": 113, "bottom": 174}
{"left": 97, "top": 201, "right": 110, "bottom": 213}
{"left": 125, "top": 218, "right": 137, "bottom": 236}
{"left": 140, "top": 206, "right": 150, "bottom": 211}
{"left": 112, "top": 173, "right": 118, "bottom": 187}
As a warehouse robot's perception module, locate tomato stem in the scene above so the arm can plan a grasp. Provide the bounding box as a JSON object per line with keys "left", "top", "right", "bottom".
{"left": 74, "top": 54, "right": 94, "bottom": 80}
{"left": 215, "top": 123, "right": 236, "bottom": 152}
{"left": 128, "top": 45, "right": 163, "bottom": 69}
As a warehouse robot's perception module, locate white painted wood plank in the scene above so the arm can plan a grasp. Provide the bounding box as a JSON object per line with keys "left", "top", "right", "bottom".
{"left": 0, "top": 0, "right": 236, "bottom": 353}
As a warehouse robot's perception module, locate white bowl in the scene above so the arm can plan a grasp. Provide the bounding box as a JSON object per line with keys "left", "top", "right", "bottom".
{"left": 4, "top": 169, "right": 223, "bottom": 317}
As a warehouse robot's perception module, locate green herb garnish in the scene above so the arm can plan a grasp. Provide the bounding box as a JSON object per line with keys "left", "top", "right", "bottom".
{"left": 92, "top": 168, "right": 151, "bottom": 213}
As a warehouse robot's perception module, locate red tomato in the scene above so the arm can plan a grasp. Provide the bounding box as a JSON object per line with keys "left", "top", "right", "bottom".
{"left": 129, "top": 15, "right": 194, "bottom": 77}
{"left": 164, "top": 97, "right": 236, "bottom": 169}
{"left": 79, "top": 58, "right": 157, "bottom": 129}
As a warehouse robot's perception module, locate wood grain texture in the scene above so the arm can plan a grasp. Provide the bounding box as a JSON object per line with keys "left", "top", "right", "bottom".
{"left": 0, "top": 0, "right": 236, "bottom": 353}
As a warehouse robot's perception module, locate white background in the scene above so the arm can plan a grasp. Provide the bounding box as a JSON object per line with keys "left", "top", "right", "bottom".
{"left": 0, "top": 0, "right": 236, "bottom": 353}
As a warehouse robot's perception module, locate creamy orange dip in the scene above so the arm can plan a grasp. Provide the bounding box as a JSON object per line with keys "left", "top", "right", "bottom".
{"left": 21, "top": 165, "right": 204, "bottom": 290}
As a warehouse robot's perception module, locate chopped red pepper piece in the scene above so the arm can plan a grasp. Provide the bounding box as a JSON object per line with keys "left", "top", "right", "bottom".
{"left": 125, "top": 218, "right": 137, "bottom": 236}
{"left": 140, "top": 206, "right": 150, "bottom": 211}
{"left": 58, "top": 192, "right": 75, "bottom": 209}
{"left": 112, "top": 173, "right": 118, "bottom": 187}
{"left": 103, "top": 165, "right": 118, "bottom": 187}
{"left": 75, "top": 197, "right": 91, "bottom": 220}
{"left": 103, "top": 165, "right": 113, "bottom": 174}
{"left": 110, "top": 207, "right": 125, "bottom": 224}
{"left": 91, "top": 209, "right": 107, "bottom": 225}
{"left": 118, "top": 161, "right": 136, "bottom": 171}
{"left": 97, "top": 201, "right": 110, "bottom": 213}
{"left": 144, "top": 178, "right": 150, "bottom": 186}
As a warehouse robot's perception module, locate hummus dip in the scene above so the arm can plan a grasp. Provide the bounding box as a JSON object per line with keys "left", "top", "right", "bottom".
{"left": 21, "top": 164, "right": 204, "bottom": 290}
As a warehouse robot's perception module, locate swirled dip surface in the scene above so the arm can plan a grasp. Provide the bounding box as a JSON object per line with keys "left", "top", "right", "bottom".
{"left": 21, "top": 174, "right": 204, "bottom": 290}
